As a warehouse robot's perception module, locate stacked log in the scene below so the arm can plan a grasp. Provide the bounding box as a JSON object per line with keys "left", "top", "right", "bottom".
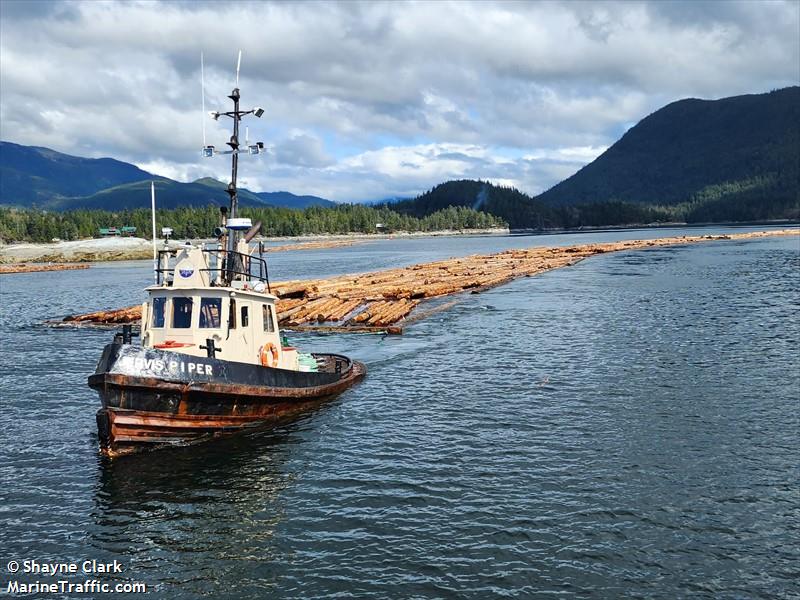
{"left": 325, "top": 298, "right": 363, "bottom": 321}
{"left": 275, "top": 298, "right": 306, "bottom": 320}
{"left": 285, "top": 297, "right": 351, "bottom": 325}
{"left": 59, "top": 229, "right": 799, "bottom": 332}
{"left": 351, "top": 299, "right": 419, "bottom": 327}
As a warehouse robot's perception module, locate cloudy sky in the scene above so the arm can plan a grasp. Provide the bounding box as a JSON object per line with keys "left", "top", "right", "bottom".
{"left": 1, "top": 1, "right": 798, "bottom": 202}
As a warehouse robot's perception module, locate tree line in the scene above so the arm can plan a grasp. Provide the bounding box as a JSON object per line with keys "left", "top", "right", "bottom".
{"left": 2, "top": 174, "right": 796, "bottom": 243}
{"left": 0, "top": 203, "right": 506, "bottom": 243}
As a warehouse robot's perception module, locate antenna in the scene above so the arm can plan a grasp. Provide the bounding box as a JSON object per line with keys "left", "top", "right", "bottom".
{"left": 235, "top": 49, "right": 242, "bottom": 87}
{"left": 201, "top": 52, "right": 206, "bottom": 147}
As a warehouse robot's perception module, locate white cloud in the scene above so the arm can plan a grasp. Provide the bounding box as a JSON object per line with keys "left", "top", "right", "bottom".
{"left": 1, "top": 0, "right": 797, "bottom": 202}
{"left": 273, "top": 133, "right": 334, "bottom": 168}
{"left": 523, "top": 146, "right": 609, "bottom": 163}
{"left": 231, "top": 142, "right": 609, "bottom": 202}
{"left": 134, "top": 160, "right": 206, "bottom": 184}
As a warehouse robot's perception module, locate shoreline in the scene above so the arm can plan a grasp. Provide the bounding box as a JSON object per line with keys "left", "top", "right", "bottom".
{"left": 0, "top": 228, "right": 510, "bottom": 264}
{"left": 3, "top": 220, "right": 797, "bottom": 264}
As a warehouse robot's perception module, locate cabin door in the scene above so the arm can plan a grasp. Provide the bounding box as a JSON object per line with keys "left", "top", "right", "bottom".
{"left": 227, "top": 299, "right": 256, "bottom": 365}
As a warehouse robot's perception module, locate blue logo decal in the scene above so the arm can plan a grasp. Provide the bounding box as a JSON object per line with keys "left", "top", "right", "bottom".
{"left": 179, "top": 268, "right": 194, "bottom": 278}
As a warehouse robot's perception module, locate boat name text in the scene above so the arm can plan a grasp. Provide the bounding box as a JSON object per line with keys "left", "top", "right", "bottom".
{"left": 119, "top": 356, "right": 213, "bottom": 376}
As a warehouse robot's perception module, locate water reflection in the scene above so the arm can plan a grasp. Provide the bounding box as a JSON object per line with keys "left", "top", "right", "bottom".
{"left": 88, "top": 411, "right": 333, "bottom": 596}
{"left": 93, "top": 407, "right": 340, "bottom": 506}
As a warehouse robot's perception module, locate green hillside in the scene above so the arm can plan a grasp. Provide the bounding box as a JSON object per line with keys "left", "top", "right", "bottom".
{"left": 536, "top": 87, "right": 799, "bottom": 208}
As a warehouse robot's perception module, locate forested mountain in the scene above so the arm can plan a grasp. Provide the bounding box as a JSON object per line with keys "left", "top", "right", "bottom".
{"left": 536, "top": 87, "right": 799, "bottom": 208}
{"left": 391, "top": 180, "right": 559, "bottom": 229}
{"left": 0, "top": 143, "right": 336, "bottom": 210}
{"left": 0, "top": 141, "right": 152, "bottom": 205}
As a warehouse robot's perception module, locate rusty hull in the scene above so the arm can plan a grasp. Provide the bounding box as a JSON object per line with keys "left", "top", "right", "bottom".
{"left": 90, "top": 360, "right": 365, "bottom": 457}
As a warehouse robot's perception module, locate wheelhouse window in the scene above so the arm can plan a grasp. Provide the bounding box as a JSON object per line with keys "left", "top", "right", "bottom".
{"left": 241, "top": 305, "right": 249, "bottom": 327}
{"left": 151, "top": 297, "right": 166, "bottom": 328}
{"left": 263, "top": 304, "right": 275, "bottom": 332}
{"left": 200, "top": 297, "right": 222, "bottom": 328}
{"left": 172, "top": 297, "right": 193, "bottom": 328}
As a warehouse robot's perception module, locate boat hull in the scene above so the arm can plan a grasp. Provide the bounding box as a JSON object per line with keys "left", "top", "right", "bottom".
{"left": 89, "top": 343, "right": 365, "bottom": 456}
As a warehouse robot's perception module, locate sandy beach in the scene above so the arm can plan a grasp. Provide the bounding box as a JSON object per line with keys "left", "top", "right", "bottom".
{"left": 0, "top": 237, "right": 154, "bottom": 264}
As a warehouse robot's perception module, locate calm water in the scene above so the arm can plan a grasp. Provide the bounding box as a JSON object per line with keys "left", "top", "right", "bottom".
{"left": 1, "top": 226, "right": 798, "bottom": 598}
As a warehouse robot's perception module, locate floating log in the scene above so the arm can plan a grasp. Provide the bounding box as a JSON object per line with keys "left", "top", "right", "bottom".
{"left": 261, "top": 239, "right": 364, "bottom": 253}
{"left": 59, "top": 229, "right": 799, "bottom": 332}
{"left": 283, "top": 324, "right": 402, "bottom": 335}
{"left": 0, "top": 263, "right": 90, "bottom": 275}
{"left": 64, "top": 305, "right": 141, "bottom": 324}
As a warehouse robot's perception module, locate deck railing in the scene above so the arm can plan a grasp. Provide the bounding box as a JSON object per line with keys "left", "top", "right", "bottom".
{"left": 156, "top": 246, "right": 270, "bottom": 292}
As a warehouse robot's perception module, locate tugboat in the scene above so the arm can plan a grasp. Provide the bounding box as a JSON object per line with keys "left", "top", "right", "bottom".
{"left": 88, "top": 64, "right": 365, "bottom": 457}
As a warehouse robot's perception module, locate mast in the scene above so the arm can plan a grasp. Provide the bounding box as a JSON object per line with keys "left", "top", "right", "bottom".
{"left": 203, "top": 51, "right": 265, "bottom": 285}
{"left": 225, "top": 85, "right": 241, "bottom": 281}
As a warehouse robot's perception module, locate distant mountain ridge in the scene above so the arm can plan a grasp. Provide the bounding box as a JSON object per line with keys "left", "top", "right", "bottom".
{"left": 0, "top": 141, "right": 153, "bottom": 205}
{"left": 189, "top": 177, "right": 335, "bottom": 209}
{"left": 0, "top": 141, "right": 336, "bottom": 210}
{"left": 255, "top": 191, "right": 335, "bottom": 209}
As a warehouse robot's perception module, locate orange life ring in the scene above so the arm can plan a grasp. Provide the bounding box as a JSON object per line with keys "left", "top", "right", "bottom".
{"left": 260, "top": 342, "right": 279, "bottom": 368}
